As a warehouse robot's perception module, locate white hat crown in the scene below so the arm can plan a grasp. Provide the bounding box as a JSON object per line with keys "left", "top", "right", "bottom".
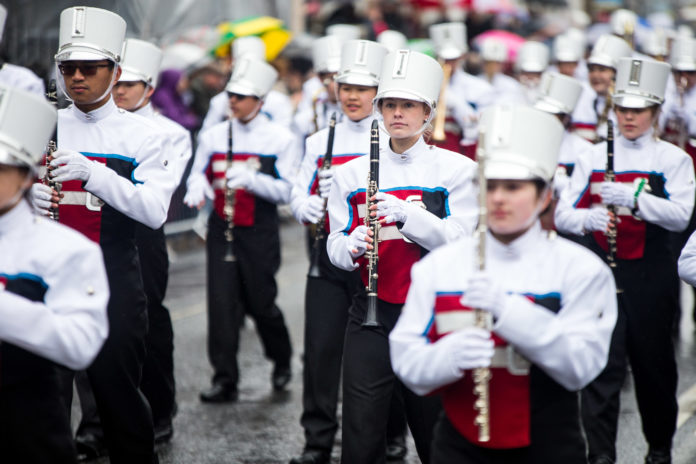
{"left": 480, "top": 105, "right": 563, "bottom": 181}
{"left": 232, "top": 36, "right": 266, "bottom": 61}
{"left": 610, "top": 9, "right": 638, "bottom": 37}
{"left": 534, "top": 72, "right": 583, "bottom": 114}
{"left": 515, "top": 41, "right": 549, "bottom": 73}
{"left": 374, "top": 50, "right": 443, "bottom": 110}
{"left": 669, "top": 37, "right": 696, "bottom": 71}
{"left": 553, "top": 34, "right": 582, "bottom": 63}
{"left": 0, "top": 84, "right": 57, "bottom": 170}
{"left": 225, "top": 58, "right": 278, "bottom": 98}
{"left": 336, "top": 40, "right": 388, "bottom": 87}
{"left": 480, "top": 38, "right": 507, "bottom": 62}
{"left": 377, "top": 30, "right": 407, "bottom": 52}
{"left": 326, "top": 24, "right": 362, "bottom": 42}
{"left": 429, "top": 22, "right": 467, "bottom": 60}
{"left": 56, "top": 7, "right": 126, "bottom": 62}
{"left": 312, "top": 35, "right": 343, "bottom": 73}
{"left": 642, "top": 29, "right": 669, "bottom": 58}
{"left": 120, "top": 39, "right": 163, "bottom": 85}
{"left": 588, "top": 34, "right": 632, "bottom": 69}
{"left": 613, "top": 57, "right": 670, "bottom": 108}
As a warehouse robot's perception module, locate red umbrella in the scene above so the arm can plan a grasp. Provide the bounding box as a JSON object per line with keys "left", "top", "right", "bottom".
{"left": 473, "top": 29, "right": 526, "bottom": 61}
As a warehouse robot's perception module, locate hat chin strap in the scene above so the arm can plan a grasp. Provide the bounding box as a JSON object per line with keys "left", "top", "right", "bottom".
{"left": 57, "top": 63, "right": 120, "bottom": 106}
{"left": 240, "top": 99, "right": 264, "bottom": 123}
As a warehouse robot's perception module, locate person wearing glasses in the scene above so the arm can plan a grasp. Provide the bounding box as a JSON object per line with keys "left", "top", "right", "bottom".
{"left": 0, "top": 84, "right": 109, "bottom": 463}
{"left": 31, "top": 7, "right": 175, "bottom": 463}
{"left": 184, "top": 57, "right": 298, "bottom": 404}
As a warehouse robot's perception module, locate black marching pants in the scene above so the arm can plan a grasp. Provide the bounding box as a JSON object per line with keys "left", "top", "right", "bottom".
{"left": 206, "top": 214, "right": 292, "bottom": 389}
{"left": 341, "top": 292, "right": 442, "bottom": 464}
{"left": 582, "top": 259, "right": 679, "bottom": 462}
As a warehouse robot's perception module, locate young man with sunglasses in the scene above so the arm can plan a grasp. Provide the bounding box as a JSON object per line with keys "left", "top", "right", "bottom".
{"left": 32, "top": 7, "right": 175, "bottom": 463}
{"left": 184, "top": 57, "right": 298, "bottom": 404}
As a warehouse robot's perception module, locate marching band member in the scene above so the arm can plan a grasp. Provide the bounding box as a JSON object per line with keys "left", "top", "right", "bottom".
{"left": 289, "top": 38, "right": 392, "bottom": 464}
{"left": 35, "top": 7, "right": 177, "bottom": 463}
{"left": 551, "top": 33, "right": 586, "bottom": 81}
{"left": 201, "top": 36, "right": 293, "bottom": 133}
{"left": 0, "top": 85, "right": 109, "bottom": 463}
{"left": 184, "top": 57, "right": 297, "bottom": 403}
{"left": 0, "top": 5, "right": 45, "bottom": 96}
{"left": 429, "top": 22, "right": 491, "bottom": 158}
{"left": 390, "top": 104, "right": 617, "bottom": 464}
{"left": 556, "top": 57, "right": 695, "bottom": 464}
{"left": 642, "top": 29, "right": 669, "bottom": 62}
{"left": 572, "top": 35, "right": 632, "bottom": 143}
{"left": 513, "top": 41, "right": 550, "bottom": 105}
{"left": 679, "top": 230, "right": 696, "bottom": 286}
{"left": 660, "top": 36, "right": 696, "bottom": 160}
{"left": 326, "top": 49, "right": 478, "bottom": 463}
{"left": 478, "top": 38, "right": 521, "bottom": 100}
{"left": 293, "top": 35, "right": 344, "bottom": 140}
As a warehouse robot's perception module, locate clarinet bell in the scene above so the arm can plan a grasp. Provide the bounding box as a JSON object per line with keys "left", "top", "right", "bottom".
{"left": 223, "top": 243, "right": 236, "bottom": 263}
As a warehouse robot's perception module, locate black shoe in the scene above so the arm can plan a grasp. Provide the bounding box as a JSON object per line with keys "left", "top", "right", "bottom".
{"left": 386, "top": 434, "right": 407, "bottom": 461}
{"left": 154, "top": 422, "right": 174, "bottom": 445}
{"left": 272, "top": 364, "right": 292, "bottom": 391}
{"left": 75, "top": 433, "right": 108, "bottom": 462}
{"left": 645, "top": 448, "right": 671, "bottom": 464}
{"left": 199, "top": 383, "right": 238, "bottom": 403}
{"left": 289, "top": 449, "right": 330, "bottom": 464}
{"left": 590, "top": 457, "right": 614, "bottom": 464}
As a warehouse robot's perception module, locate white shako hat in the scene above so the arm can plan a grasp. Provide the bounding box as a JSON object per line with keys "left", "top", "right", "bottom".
{"left": 56, "top": 7, "right": 126, "bottom": 63}
{"left": 480, "top": 38, "right": 507, "bottom": 62}
{"left": 669, "top": 36, "right": 696, "bottom": 71}
{"left": 610, "top": 9, "right": 638, "bottom": 37}
{"left": 312, "top": 35, "right": 343, "bottom": 73}
{"left": 119, "top": 39, "right": 163, "bottom": 85}
{"left": 429, "top": 22, "right": 467, "bottom": 60}
{"left": 373, "top": 49, "right": 443, "bottom": 114}
{"left": 0, "top": 84, "right": 57, "bottom": 171}
{"left": 326, "top": 24, "right": 362, "bottom": 42}
{"left": 515, "top": 41, "right": 549, "bottom": 73}
{"left": 335, "top": 40, "right": 388, "bottom": 87}
{"left": 588, "top": 34, "right": 632, "bottom": 69}
{"left": 643, "top": 29, "right": 668, "bottom": 58}
{"left": 225, "top": 57, "right": 278, "bottom": 99}
{"left": 480, "top": 105, "right": 563, "bottom": 182}
{"left": 553, "top": 33, "right": 582, "bottom": 63}
{"left": 377, "top": 30, "right": 407, "bottom": 52}
{"left": 612, "top": 57, "right": 670, "bottom": 109}
{"left": 0, "top": 5, "right": 6, "bottom": 42}
{"left": 534, "top": 72, "right": 583, "bottom": 115}
{"left": 232, "top": 35, "right": 266, "bottom": 61}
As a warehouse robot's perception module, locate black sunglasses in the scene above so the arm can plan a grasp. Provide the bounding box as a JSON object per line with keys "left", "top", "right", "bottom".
{"left": 58, "top": 63, "right": 112, "bottom": 76}
{"left": 226, "top": 92, "right": 257, "bottom": 100}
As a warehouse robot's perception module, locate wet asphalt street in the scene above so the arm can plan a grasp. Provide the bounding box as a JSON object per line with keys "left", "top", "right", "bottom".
{"left": 76, "top": 219, "right": 696, "bottom": 464}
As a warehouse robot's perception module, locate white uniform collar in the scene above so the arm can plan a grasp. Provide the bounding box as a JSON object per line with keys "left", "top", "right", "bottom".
{"left": 385, "top": 135, "right": 429, "bottom": 164}
{"left": 486, "top": 221, "right": 543, "bottom": 261}
{"left": 0, "top": 199, "right": 32, "bottom": 238}
{"left": 135, "top": 102, "right": 155, "bottom": 118}
{"left": 619, "top": 128, "right": 656, "bottom": 149}
{"left": 70, "top": 97, "right": 119, "bottom": 123}
{"left": 236, "top": 112, "right": 269, "bottom": 132}
{"left": 346, "top": 115, "right": 373, "bottom": 132}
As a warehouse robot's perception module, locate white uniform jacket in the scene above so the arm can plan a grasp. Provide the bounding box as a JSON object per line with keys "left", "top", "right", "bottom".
{"left": 0, "top": 200, "right": 109, "bottom": 370}
{"left": 327, "top": 136, "right": 478, "bottom": 304}
{"left": 571, "top": 85, "right": 617, "bottom": 142}
{"left": 679, "top": 230, "right": 696, "bottom": 286}
{"left": 450, "top": 68, "right": 496, "bottom": 112}
{"left": 189, "top": 113, "right": 300, "bottom": 227}
{"left": 57, "top": 98, "right": 176, "bottom": 242}
{"left": 201, "top": 89, "right": 293, "bottom": 133}
{"left": 554, "top": 130, "right": 594, "bottom": 198}
{"left": 136, "top": 102, "right": 193, "bottom": 187}
{"left": 555, "top": 130, "right": 695, "bottom": 260}
{"left": 0, "top": 63, "right": 45, "bottom": 96}
{"left": 293, "top": 98, "right": 343, "bottom": 141}
{"left": 389, "top": 223, "right": 617, "bottom": 448}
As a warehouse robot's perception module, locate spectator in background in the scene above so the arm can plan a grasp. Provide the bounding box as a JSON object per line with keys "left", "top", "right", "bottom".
{"left": 152, "top": 69, "right": 201, "bottom": 132}
{"left": 283, "top": 55, "right": 314, "bottom": 111}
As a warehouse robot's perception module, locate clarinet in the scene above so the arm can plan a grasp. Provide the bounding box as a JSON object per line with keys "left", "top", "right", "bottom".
{"left": 308, "top": 112, "right": 337, "bottom": 278}
{"left": 604, "top": 120, "right": 622, "bottom": 293}
{"left": 362, "top": 119, "right": 380, "bottom": 327}
{"left": 472, "top": 128, "right": 491, "bottom": 442}
{"left": 44, "top": 80, "right": 61, "bottom": 221}
{"left": 223, "top": 119, "right": 237, "bottom": 262}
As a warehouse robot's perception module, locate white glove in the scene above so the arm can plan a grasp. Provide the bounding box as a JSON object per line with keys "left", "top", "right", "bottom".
{"left": 347, "top": 225, "right": 370, "bottom": 259}
{"left": 600, "top": 182, "right": 634, "bottom": 208}
{"left": 438, "top": 327, "right": 494, "bottom": 374}
{"left": 30, "top": 183, "right": 53, "bottom": 216}
{"left": 462, "top": 271, "right": 508, "bottom": 319}
{"left": 374, "top": 192, "right": 409, "bottom": 223}
{"left": 298, "top": 195, "right": 325, "bottom": 224}
{"left": 226, "top": 166, "right": 256, "bottom": 190}
{"left": 317, "top": 167, "right": 335, "bottom": 199}
{"left": 183, "top": 179, "right": 213, "bottom": 209}
{"left": 50, "top": 149, "right": 96, "bottom": 183}
{"left": 583, "top": 208, "right": 611, "bottom": 233}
